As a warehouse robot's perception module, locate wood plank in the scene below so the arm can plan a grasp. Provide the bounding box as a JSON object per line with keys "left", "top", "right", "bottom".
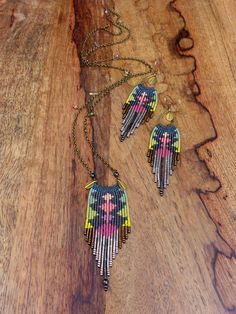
{"left": 0, "top": 1, "right": 104, "bottom": 313}
{"left": 175, "top": 1, "right": 236, "bottom": 311}
{"left": 0, "top": 0, "right": 235, "bottom": 313}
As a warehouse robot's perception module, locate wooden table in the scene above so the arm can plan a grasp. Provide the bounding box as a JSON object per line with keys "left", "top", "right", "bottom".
{"left": 0, "top": 1, "right": 235, "bottom": 313}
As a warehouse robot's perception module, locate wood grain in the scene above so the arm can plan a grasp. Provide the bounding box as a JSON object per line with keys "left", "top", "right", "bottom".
{"left": 0, "top": 0, "right": 235, "bottom": 313}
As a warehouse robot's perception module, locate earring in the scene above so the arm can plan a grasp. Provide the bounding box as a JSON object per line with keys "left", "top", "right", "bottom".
{"left": 120, "top": 74, "right": 158, "bottom": 141}
{"left": 147, "top": 107, "right": 180, "bottom": 196}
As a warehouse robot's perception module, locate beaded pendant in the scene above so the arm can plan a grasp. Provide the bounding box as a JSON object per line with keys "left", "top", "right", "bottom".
{"left": 120, "top": 84, "right": 158, "bottom": 141}
{"left": 147, "top": 124, "right": 180, "bottom": 196}
{"left": 84, "top": 181, "right": 131, "bottom": 290}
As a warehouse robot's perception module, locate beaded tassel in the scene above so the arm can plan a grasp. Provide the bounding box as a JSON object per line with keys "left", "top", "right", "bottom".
{"left": 84, "top": 182, "right": 131, "bottom": 290}
{"left": 147, "top": 124, "right": 180, "bottom": 196}
{"left": 120, "top": 84, "right": 158, "bottom": 141}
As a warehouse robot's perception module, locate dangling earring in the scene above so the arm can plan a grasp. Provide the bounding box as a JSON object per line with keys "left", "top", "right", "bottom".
{"left": 120, "top": 73, "right": 158, "bottom": 141}
{"left": 147, "top": 106, "right": 180, "bottom": 196}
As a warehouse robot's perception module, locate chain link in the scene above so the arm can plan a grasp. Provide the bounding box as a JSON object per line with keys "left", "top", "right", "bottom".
{"left": 72, "top": 8, "right": 154, "bottom": 177}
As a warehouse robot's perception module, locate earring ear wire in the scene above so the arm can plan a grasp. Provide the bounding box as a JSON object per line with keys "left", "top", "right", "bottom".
{"left": 165, "top": 106, "right": 175, "bottom": 123}
{"left": 141, "top": 72, "right": 157, "bottom": 86}
{"left": 160, "top": 95, "right": 180, "bottom": 124}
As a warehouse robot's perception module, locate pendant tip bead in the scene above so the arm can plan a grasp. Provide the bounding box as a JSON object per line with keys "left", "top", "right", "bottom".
{"left": 103, "top": 278, "right": 109, "bottom": 291}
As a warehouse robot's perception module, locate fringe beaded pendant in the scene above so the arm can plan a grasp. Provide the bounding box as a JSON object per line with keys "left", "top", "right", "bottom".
{"left": 84, "top": 181, "right": 131, "bottom": 290}
{"left": 147, "top": 124, "right": 180, "bottom": 196}
{"left": 120, "top": 84, "right": 158, "bottom": 141}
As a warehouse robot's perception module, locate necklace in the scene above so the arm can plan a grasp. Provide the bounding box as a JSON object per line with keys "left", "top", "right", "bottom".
{"left": 72, "top": 8, "right": 154, "bottom": 290}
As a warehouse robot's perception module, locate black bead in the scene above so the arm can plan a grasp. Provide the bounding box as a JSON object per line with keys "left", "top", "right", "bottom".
{"left": 90, "top": 172, "right": 96, "bottom": 179}
{"left": 103, "top": 278, "right": 109, "bottom": 291}
{"left": 113, "top": 171, "right": 119, "bottom": 178}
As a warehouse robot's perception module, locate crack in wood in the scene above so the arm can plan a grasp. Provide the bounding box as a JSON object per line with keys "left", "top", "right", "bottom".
{"left": 212, "top": 247, "right": 236, "bottom": 313}
{"left": 71, "top": 0, "right": 117, "bottom": 312}
{"left": 72, "top": 0, "right": 115, "bottom": 183}
{"left": 9, "top": 8, "right": 15, "bottom": 28}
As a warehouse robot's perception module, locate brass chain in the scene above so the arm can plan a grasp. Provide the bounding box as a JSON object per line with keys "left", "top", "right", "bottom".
{"left": 72, "top": 8, "right": 154, "bottom": 178}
